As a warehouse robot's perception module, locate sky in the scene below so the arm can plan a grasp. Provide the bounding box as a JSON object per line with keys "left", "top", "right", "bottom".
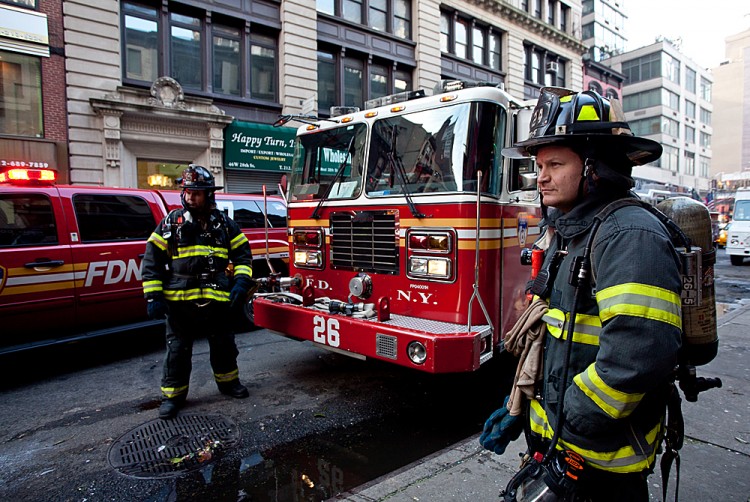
{"left": 624, "top": 0, "right": 750, "bottom": 68}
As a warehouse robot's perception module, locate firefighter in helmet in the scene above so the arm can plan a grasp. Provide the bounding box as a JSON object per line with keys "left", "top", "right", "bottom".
{"left": 142, "top": 164, "right": 255, "bottom": 420}
{"left": 481, "top": 88, "right": 683, "bottom": 500}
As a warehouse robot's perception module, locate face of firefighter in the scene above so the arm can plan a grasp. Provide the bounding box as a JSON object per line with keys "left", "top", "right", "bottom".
{"left": 535, "top": 145, "right": 585, "bottom": 213}
{"left": 183, "top": 189, "right": 208, "bottom": 213}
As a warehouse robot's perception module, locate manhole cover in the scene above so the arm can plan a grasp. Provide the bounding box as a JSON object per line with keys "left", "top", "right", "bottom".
{"left": 107, "top": 413, "right": 241, "bottom": 479}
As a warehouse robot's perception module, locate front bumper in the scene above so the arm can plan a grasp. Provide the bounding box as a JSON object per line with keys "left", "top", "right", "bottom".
{"left": 253, "top": 297, "right": 493, "bottom": 373}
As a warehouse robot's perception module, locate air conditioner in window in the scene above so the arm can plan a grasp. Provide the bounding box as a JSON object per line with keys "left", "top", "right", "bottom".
{"left": 546, "top": 61, "right": 559, "bottom": 73}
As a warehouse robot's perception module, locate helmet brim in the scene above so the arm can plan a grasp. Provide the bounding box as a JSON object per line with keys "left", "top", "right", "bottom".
{"left": 501, "top": 134, "right": 662, "bottom": 166}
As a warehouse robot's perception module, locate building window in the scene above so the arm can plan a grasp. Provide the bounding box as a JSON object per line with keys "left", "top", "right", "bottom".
{"left": 605, "top": 88, "right": 619, "bottom": 100}
{"left": 662, "top": 145, "right": 678, "bottom": 171}
{"left": 547, "top": 0, "right": 555, "bottom": 25}
{"left": 533, "top": 0, "right": 542, "bottom": 18}
{"left": 441, "top": 10, "right": 503, "bottom": 71}
{"left": 622, "top": 52, "right": 660, "bottom": 84}
{"left": 0, "top": 50, "right": 43, "bottom": 137}
{"left": 700, "top": 77, "right": 712, "bottom": 102}
{"left": 685, "top": 125, "right": 695, "bottom": 144}
{"left": 123, "top": 3, "right": 159, "bottom": 82}
{"left": 700, "top": 107, "right": 711, "bottom": 125}
{"left": 700, "top": 131, "right": 711, "bottom": 148}
{"left": 170, "top": 13, "right": 203, "bottom": 90}
{"left": 560, "top": 4, "right": 569, "bottom": 31}
{"left": 250, "top": 33, "right": 277, "bottom": 102}
{"left": 317, "top": 51, "right": 336, "bottom": 113}
{"left": 664, "top": 89, "right": 679, "bottom": 111}
{"left": 629, "top": 116, "right": 661, "bottom": 136}
{"left": 685, "top": 67, "right": 696, "bottom": 94}
{"left": 699, "top": 156, "right": 709, "bottom": 177}
{"left": 318, "top": 0, "right": 411, "bottom": 39}
{"left": 213, "top": 24, "right": 241, "bottom": 96}
{"left": 317, "top": 48, "right": 413, "bottom": 113}
{"left": 623, "top": 88, "right": 660, "bottom": 111}
{"left": 588, "top": 81, "right": 603, "bottom": 95}
{"left": 663, "top": 53, "right": 680, "bottom": 84}
{"left": 121, "top": 1, "right": 279, "bottom": 102}
{"left": 523, "top": 45, "right": 564, "bottom": 99}
{"left": 662, "top": 117, "right": 679, "bottom": 138}
{"left": 684, "top": 151, "right": 695, "bottom": 175}
{"left": 685, "top": 99, "right": 696, "bottom": 119}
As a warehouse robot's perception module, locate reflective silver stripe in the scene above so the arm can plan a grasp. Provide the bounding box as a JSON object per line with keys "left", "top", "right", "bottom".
{"left": 574, "top": 365, "right": 643, "bottom": 418}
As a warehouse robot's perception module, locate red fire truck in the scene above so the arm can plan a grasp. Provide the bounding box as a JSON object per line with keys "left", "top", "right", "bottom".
{"left": 252, "top": 81, "right": 542, "bottom": 373}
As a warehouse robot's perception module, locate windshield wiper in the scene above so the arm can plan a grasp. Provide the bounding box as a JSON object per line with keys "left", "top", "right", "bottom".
{"left": 273, "top": 114, "right": 340, "bottom": 127}
{"left": 310, "top": 136, "right": 356, "bottom": 220}
{"left": 385, "top": 125, "right": 427, "bottom": 219}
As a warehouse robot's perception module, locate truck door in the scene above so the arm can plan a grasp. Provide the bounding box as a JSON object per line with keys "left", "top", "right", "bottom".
{"left": 62, "top": 189, "right": 161, "bottom": 331}
{"left": 0, "top": 187, "right": 76, "bottom": 351}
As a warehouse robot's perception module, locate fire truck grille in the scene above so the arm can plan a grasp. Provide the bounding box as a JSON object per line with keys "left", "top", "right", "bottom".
{"left": 107, "top": 413, "right": 240, "bottom": 479}
{"left": 330, "top": 211, "right": 399, "bottom": 274}
{"left": 376, "top": 333, "right": 398, "bottom": 359}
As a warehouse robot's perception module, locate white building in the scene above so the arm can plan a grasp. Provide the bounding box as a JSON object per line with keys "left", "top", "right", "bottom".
{"left": 608, "top": 40, "right": 713, "bottom": 193}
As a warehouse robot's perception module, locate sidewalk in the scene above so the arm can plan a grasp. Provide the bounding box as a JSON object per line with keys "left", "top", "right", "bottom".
{"left": 332, "top": 304, "right": 750, "bottom": 502}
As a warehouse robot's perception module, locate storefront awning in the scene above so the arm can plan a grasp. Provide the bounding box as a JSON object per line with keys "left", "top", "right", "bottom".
{"left": 224, "top": 121, "right": 295, "bottom": 173}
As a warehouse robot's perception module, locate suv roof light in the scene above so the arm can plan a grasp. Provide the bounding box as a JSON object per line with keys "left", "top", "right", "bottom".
{"left": 0, "top": 167, "right": 58, "bottom": 184}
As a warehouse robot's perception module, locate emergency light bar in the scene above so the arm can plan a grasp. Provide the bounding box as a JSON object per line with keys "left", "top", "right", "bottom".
{"left": 0, "top": 167, "right": 57, "bottom": 184}
{"left": 364, "top": 89, "right": 426, "bottom": 110}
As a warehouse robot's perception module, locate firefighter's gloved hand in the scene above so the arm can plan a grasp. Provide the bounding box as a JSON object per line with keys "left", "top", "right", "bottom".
{"left": 230, "top": 276, "right": 255, "bottom": 308}
{"left": 479, "top": 396, "right": 523, "bottom": 455}
{"left": 146, "top": 294, "right": 167, "bottom": 320}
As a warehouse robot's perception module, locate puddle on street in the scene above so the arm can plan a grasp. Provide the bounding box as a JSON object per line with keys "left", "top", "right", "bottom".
{"left": 170, "top": 412, "right": 482, "bottom": 501}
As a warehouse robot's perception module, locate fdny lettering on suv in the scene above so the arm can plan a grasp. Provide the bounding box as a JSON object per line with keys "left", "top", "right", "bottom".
{"left": 84, "top": 259, "right": 142, "bottom": 287}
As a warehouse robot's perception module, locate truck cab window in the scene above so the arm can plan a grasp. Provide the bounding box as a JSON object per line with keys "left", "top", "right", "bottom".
{"left": 0, "top": 195, "right": 58, "bottom": 247}
{"left": 73, "top": 194, "right": 154, "bottom": 242}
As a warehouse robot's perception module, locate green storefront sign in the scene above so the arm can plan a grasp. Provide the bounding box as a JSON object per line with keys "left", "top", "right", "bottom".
{"left": 224, "top": 121, "right": 296, "bottom": 172}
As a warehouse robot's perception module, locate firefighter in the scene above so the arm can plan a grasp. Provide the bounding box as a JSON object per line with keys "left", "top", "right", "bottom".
{"left": 142, "top": 165, "right": 255, "bottom": 420}
{"left": 486, "top": 88, "right": 683, "bottom": 501}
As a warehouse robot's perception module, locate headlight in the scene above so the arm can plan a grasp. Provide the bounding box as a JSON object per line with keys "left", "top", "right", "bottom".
{"left": 294, "top": 250, "right": 322, "bottom": 267}
{"left": 408, "top": 256, "right": 450, "bottom": 279}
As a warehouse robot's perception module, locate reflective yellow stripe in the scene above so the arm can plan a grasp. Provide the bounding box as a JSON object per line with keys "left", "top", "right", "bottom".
{"left": 148, "top": 232, "right": 168, "bottom": 251}
{"left": 529, "top": 399, "right": 661, "bottom": 473}
{"left": 142, "top": 280, "right": 163, "bottom": 294}
{"left": 230, "top": 233, "right": 249, "bottom": 250}
{"left": 574, "top": 364, "right": 644, "bottom": 419}
{"left": 163, "top": 288, "right": 230, "bottom": 302}
{"left": 577, "top": 103, "right": 600, "bottom": 121}
{"left": 234, "top": 264, "right": 253, "bottom": 278}
{"left": 214, "top": 368, "right": 239, "bottom": 383}
{"left": 597, "top": 283, "right": 682, "bottom": 328}
{"left": 175, "top": 245, "right": 229, "bottom": 259}
{"left": 161, "top": 385, "right": 188, "bottom": 399}
{"left": 543, "top": 309, "right": 601, "bottom": 346}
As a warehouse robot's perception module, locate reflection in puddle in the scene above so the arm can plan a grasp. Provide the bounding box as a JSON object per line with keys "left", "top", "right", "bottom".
{"left": 173, "top": 413, "right": 481, "bottom": 501}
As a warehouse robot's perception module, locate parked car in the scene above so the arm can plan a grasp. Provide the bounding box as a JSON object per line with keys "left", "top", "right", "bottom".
{"left": 0, "top": 165, "right": 287, "bottom": 355}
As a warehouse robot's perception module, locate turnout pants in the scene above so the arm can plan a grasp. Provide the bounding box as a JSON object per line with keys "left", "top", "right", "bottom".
{"left": 161, "top": 301, "right": 241, "bottom": 401}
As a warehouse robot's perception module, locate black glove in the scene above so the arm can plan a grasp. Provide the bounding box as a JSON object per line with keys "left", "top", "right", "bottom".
{"left": 479, "top": 396, "right": 523, "bottom": 455}
{"left": 229, "top": 276, "right": 255, "bottom": 308}
{"left": 146, "top": 294, "right": 167, "bottom": 320}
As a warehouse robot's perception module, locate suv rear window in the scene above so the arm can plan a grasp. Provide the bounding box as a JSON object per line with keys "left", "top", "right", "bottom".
{"left": 73, "top": 194, "right": 155, "bottom": 242}
{"left": 0, "top": 194, "right": 58, "bottom": 247}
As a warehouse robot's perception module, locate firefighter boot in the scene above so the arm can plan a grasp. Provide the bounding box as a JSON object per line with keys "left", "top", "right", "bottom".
{"left": 218, "top": 380, "right": 249, "bottom": 399}
{"left": 159, "top": 398, "right": 185, "bottom": 420}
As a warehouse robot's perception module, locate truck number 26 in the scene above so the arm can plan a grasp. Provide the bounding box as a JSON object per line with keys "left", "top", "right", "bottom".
{"left": 313, "top": 316, "right": 340, "bottom": 347}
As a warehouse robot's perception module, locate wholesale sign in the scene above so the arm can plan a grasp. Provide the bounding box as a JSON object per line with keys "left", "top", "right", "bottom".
{"left": 224, "top": 121, "right": 295, "bottom": 173}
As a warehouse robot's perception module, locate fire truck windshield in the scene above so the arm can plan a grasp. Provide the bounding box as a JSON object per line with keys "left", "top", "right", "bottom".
{"left": 366, "top": 102, "right": 506, "bottom": 197}
{"left": 290, "top": 124, "right": 368, "bottom": 202}
{"left": 289, "top": 100, "right": 508, "bottom": 202}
